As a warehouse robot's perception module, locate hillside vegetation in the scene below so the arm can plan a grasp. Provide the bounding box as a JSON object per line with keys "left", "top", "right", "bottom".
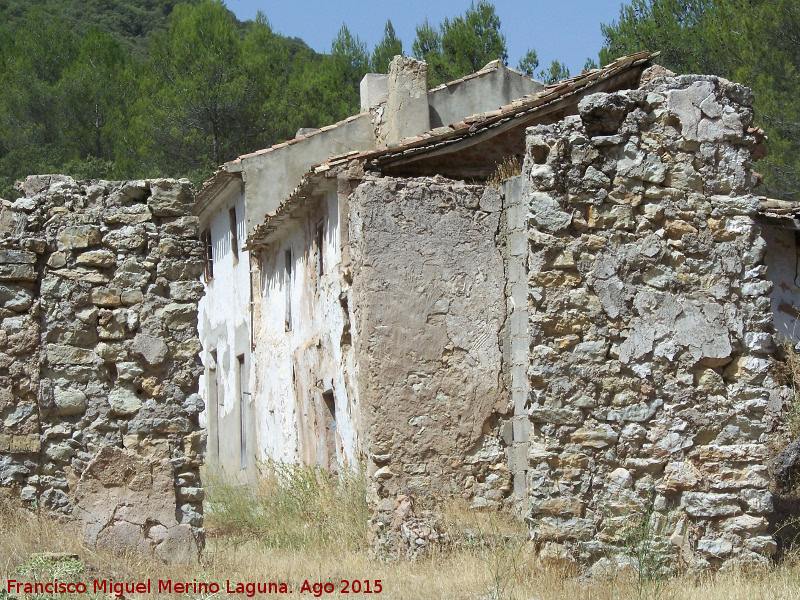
{"left": 0, "top": 0, "right": 341, "bottom": 196}
{"left": 0, "top": 0, "right": 547, "bottom": 198}
{"left": 2, "top": 0, "right": 794, "bottom": 202}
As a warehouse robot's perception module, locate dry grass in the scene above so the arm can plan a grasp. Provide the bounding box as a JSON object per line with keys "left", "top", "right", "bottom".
{"left": 486, "top": 156, "right": 522, "bottom": 189}
{"left": 204, "top": 461, "right": 369, "bottom": 551}
{"left": 774, "top": 338, "right": 800, "bottom": 439}
{"left": 3, "top": 478, "right": 800, "bottom": 600}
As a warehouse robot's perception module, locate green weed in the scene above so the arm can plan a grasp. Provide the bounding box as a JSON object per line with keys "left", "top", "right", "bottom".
{"left": 204, "top": 461, "right": 369, "bottom": 552}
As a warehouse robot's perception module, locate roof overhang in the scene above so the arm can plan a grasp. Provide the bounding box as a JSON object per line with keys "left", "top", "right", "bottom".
{"left": 245, "top": 170, "right": 340, "bottom": 250}
{"left": 369, "top": 51, "right": 653, "bottom": 179}
{"left": 194, "top": 166, "right": 243, "bottom": 227}
{"left": 757, "top": 198, "right": 800, "bottom": 229}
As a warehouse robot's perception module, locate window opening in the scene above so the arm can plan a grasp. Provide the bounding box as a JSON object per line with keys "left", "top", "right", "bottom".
{"left": 209, "top": 350, "right": 219, "bottom": 462}
{"left": 201, "top": 228, "right": 213, "bottom": 281}
{"left": 229, "top": 206, "right": 238, "bottom": 263}
{"left": 285, "top": 249, "right": 292, "bottom": 331}
{"left": 322, "top": 391, "right": 338, "bottom": 473}
{"left": 238, "top": 354, "right": 247, "bottom": 470}
{"left": 316, "top": 221, "right": 324, "bottom": 278}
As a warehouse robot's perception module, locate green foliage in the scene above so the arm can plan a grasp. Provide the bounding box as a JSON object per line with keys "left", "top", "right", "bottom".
{"left": 0, "top": 0, "right": 569, "bottom": 194}
{"left": 205, "top": 461, "right": 369, "bottom": 551}
{"left": 136, "top": 0, "right": 255, "bottom": 175}
{"left": 517, "top": 48, "right": 539, "bottom": 77}
{"left": 618, "top": 500, "right": 673, "bottom": 600}
{"left": 539, "top": 59, "right": 571, "bottom": 84}
{"left": 0, "top": 0, "right": 199, "bottom": 60}
{"left": 13, "top": 555, "right": 88, "bottom": 600}
{"left": 330, "top": 24, "right": 370, "bottom": 115}
{"left": 61, "top": 29, "right": 133, "bottom": 162}
{"left": 411, "top": 19, "right": 441, "bottom": 64}
{"left": 371, "top": 20, "right": 403, "bottom": 73}
{"left": 600, "top": 0, "right": 713, "bottom": 73}
{"left": 600, "top": 0, "right": 800, "bottom": 201}
{"left": 0, "top": 0, "right": 338, "bottom": 190}
{"left": 584, "top": 57, "right": 599, "bottom": 71}
{"left": 15, "top": 555, "right": 85, "bottom": 581}
{"left": 412, "top": 1, "right": 508, "bottom": 86}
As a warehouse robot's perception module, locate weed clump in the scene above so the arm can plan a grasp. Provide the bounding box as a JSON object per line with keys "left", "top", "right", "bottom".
{"left": 774, "top": 339, "right": 800, "bottom": 439}
{"left": 487, "top": 156, "right": 522, "bottom": 189}
{"left": 204, "top": 461, "right": 369, "bottom": 552}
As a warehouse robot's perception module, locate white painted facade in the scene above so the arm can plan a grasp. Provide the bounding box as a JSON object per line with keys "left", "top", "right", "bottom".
{"left": 250, "top": 188, "right": 360, "bottom": 470}
{"left": 196, "top": 180, "right": 255, "bottom": 480}
{"left": 198, "top": 179, "right": 360, "bottom": 478}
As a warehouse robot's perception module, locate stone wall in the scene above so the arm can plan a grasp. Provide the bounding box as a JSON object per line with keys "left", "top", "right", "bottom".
{"left": 0, "top": 175, "right": 206, "bottom": 562}
{"left": 506, "top": 73, "right": 787, "bottom": 569}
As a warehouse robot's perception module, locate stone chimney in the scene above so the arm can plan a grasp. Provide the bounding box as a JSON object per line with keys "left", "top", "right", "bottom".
{"left": 379, "top": 56, "right": 431, "bottom": 147}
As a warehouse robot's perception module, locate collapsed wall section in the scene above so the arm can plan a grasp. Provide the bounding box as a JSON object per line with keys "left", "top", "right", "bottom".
{"left": 347, "top": 175, "right": 509, "bottom": 550}
{"left": 508, "top": 73, "right": 786, "bottom": 569}
{"left": 0, "top": 175, "right": 206, "bottom": 562}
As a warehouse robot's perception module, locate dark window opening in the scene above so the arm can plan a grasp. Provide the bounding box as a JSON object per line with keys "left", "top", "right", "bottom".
{"left": 316, "top": 221, "right": 324, "bottom": 278}
{"left": 238, "top": 354, "right": 246, "bottom": 470}
{"left": 285, "top": 249, "right": 292, "bottom": 331}
{"left": 229, "top": 206, "right": 238, "bottom": 263}
{"left": 201, "top": 228, "right": 213, "bottom": 281}
{"left": 322, "top": 391, "right": 338, "bottom": 473}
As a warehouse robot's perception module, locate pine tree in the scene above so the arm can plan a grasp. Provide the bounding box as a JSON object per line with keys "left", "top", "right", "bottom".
{"left": 538, "top": 60, "right": 570, "bottom": 84}
{"left": 517, "top": 49, "right": 539, "bottom": 78}
{"left": 330, "top": 24, "right": 370, "bottom": 115}
{"left": 412, "top": 2, "right": 508, "bottom": 86}
{"left": 371, "top": 20, "right": 403, "bottom": 73}
{"left": 135, "top": 0, "right": 255, "bottom": 178}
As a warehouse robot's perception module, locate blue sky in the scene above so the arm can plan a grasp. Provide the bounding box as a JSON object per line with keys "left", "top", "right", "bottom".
{"left": 226, "top": 0, "right": 628, "bottom": 78}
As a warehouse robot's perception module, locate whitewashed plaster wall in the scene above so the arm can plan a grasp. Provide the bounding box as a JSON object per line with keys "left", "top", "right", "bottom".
{"left": 250, "top": 189, "right": 361, "bottom": 469}
{"left": 763, "top": 226, "right": 800, "bottom": 342}
{"left": 197, "top": 186, "right": 254, "bottom": 480}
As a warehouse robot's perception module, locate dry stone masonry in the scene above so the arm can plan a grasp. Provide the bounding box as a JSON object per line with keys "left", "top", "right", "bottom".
{"left": 504, "top": 72, "right": 786, "bottom": 569}
{"left": 0, "top": 175, "right": 205, "bottom": 562}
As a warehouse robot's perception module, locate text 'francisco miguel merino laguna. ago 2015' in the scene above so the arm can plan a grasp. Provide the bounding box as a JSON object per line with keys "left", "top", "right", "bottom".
{"left": 6, "top": 578, "right": 385, "bottom": 597}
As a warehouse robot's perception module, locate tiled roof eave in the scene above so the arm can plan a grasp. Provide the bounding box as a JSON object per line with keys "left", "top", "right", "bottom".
{"left": 245, "top": 51, "right": 655, "bottom": 249}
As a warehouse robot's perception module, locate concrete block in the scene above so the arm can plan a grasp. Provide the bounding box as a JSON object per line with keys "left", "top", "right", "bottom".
{"left": 506, "top": 201, "right": 526, "bottom": 230}
{"left": 509, "top": 364, "right": 528, "bottom": 388}
{"left": 512, "top": 417, "right": 530, "bottom": 442}
{"left": 510, "top": 281, "right": 527, "bottom": 308}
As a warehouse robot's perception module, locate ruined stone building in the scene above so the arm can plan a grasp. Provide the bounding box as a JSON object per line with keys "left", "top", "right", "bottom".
{"left": 195, "top": 58, "right": 542, "bottom": 478}
{"left": 194, "top": 50, "right": 800, "bottom": 567}
{"left": 1, "top": 49, "right": 799, "bottom": 569}
{"left": 192, "top": 53, "right": 798, "bottom": 565}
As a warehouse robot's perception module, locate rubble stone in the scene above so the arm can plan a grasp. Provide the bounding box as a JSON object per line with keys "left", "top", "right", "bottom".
{"left": 507, "top": 74, "right": 784, "bottom": 570}
{"left": 0, "top": 176, "right": 204, "bottom": 558}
